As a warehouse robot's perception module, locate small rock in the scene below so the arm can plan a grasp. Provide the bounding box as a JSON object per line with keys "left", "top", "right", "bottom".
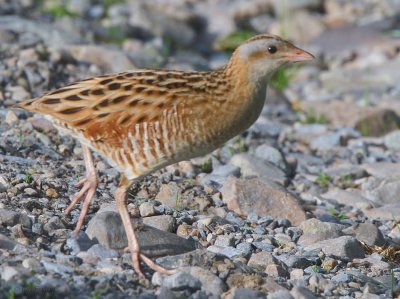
{"left": 290, "top": 269, "right": 304, "bottom": 280}
{"left": 290, "top": 286, "right": 317, "bottom": 299}
{"left": 254, "top": 144, "right": 286, "bottom": 171}
{"left": 163, "top": 272, "right": 202, "bottom": 291}
{"left": 1, "top": 266, "right": 20, "bottom": 281}
{"left": 87, "top": 244, "right": 119, "bottom": 260}
{"left": 0, "top": 209, "right": 32, "bottom": 228}
{"left": 0, "top": 233, "right": 18, "bottom": 250}
{"left": 139, "top": 202, "right": 156, "bottom": 217}
{"left": 332, "top": 273, "right": 352, "bottom": 283}
{"left": 221, "top": 177, "right": 306, "bottom": 225}
{"left": 248, "top": 251, "right": 275, "bottom": 271}
{"left": 142, "top": 215, "right": 174, "bottom": 232}
{"left": 298, "top": 218, "right": 345, "bottom": 245}
{"left": 384, "top": 130, "right": 400, "bottom": 150}
{"left": 22, "top": 258, "right": 41, "bottom": 270}
{"left": 5, "top": 110, "right": 18, "bottom": 124}
{"left": 304, "top": 236, "right": 365, "bottom": 260}
{"left": 266, "top": 264, "right": 289, "bottom": 278}
{"left": 207, "top": 245, "right": 242, "bottom": 259}
{"left": 155, "top": 182, "right": 181, "bottom": 208}
{"left": 41, "top": 260, "right": 73, "bottom": 275}
{"left": 267, "top": 290, "right": 294, "bottom": 299}
{"left": 86, "top": 211, "right": 199, "bottom": 256}
{"left": 214, "top": 235, "right": 235, "bottom": 247}
{"left": 230, "top": 153, "right": 287, "bottom": 185}
{"left": 183, "top": 266, "right": 227, "bottom": 296}
{"left": 344, "top": 223, "right": 385, "bottom": 247}
{"left": 65, "top": 231, "right": 97, "bottom": 255}
{"left": 225, "top": 288, "right": 266, "bottom": 299}
{"left": 44, "top": 216, "right": 65, "bottom": 232}
{"left": 0, "top": 175, "right": 9, "bottom": 192}
{"left": 212, "top": 164, "right": 241, "bottom": 177}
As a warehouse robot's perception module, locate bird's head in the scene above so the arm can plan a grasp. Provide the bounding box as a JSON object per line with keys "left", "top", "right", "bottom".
{"left": 232, "top": 34, "right": 314, "bottom": 82}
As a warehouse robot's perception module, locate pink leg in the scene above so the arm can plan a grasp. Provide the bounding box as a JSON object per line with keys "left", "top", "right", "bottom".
{"left": 116, "top": 176, "right": 177, "bottom": 276}
{"left": 65, "top": 144, "right": 98, "bottom": 236}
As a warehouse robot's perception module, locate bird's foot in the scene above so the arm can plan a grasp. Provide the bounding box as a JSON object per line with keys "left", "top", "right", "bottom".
{"left": 65, "top": 176, "right": 98, "bottom": 236}
{"left": 123, "top": 246, "right": 178, "bottom": 276}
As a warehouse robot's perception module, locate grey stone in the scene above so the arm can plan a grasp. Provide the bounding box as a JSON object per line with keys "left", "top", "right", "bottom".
{"left": 252, "top": 242, "right": 275, "bottom": 252}
{"left": 221, "top": 177, "right": 306, "bottom": 226}
{"left": 363, "top": 162, "right": 400, "bottom": 178}
{"left": 142, "top": 215, "right": 174, "bottom": 232}
{"left": 87, "top": 244, "right": 119, "bottom": 260}
{"left": 163, "top": 272, "right": 202, "bottom": 291}
{"left": 207, "top": 245, "right": 242, "bottom": 259}
{"left": 310, "top": 132, "right": 341, "bottom": 152}
{"left": 290, "top": 286, "right": 317, "bottom": 299}
{"left": 1, "top": 266, "right": 21, "bottom": 281}
{"left": 182, "top": 266, "right": 227, "bottom": 296}
{"left": 214, "top": 235, "right": 235, "bottom": 247}
{"left": 344, "top": 223, "right": 385, "bottom": 247}
{"left": 321, "top": 188, "right": 372, "bottom": 210}
{"left": 362, "top": 176, "right": 400, "bottom": 205}
{"left": 44, "top": 216, "right": 65, "bottom": 232}
{"left": 298, "top": 218, "right": 345, "bottom": 245}
{"left": 236, "top": 242, "right": 252, "bottom": 257}
{"left": 41, "top": 260, "right": 74, "bottom": 275}
{"left": 139, "top": 202, "right": 156, "bottom": 217}
{"left": 280, "top": 255, "right": 313, "bottom": 269}
{"left": 230, "top": 153, "right": 287, "bottom": 185}
{"left": 65, "top": 231, "right": 97, "bottom": 255}
{"left": 155, "top": 182, "right": 181, "bottom": 208}
{"left": 0, "top": 209, "right": 32, "bottom": 228}
{"left": 0, "top": 233, "right": 18, "bottom": 250}
{"left": 304, "top": 236, "right": 365, "bottom": 260}
{"left": 384, "top": 130, "right": 400, "bottom": 150}
{"left": 212, "top": 164, "right": 241, "bottom": 178}
{"left": 0, "top": 175, "right": 9, "bottom": 192}
{"left": 331, "top": 273, "right": 352, "bottom": 283}
{"left": 225, "top": 288, "right": 266, "bottom": 299}
{"left": 248, "top": 251, "right": 275, "bottom": 271}
{"left": 86, "top": 211, "right": 199, "bottom": 256}
{"left": 254, "top": 144, "right": 286, "bottom": 171}
{"left": 156, "top": 249, "right": 215, "bottom": 269}
{"left": 32, "top": 223, "right": 44, "bottom": 235}
{"left": 267, "top": 290, "right": 294, "bottom": 299}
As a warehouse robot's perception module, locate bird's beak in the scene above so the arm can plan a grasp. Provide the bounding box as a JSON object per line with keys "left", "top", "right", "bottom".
{"left": 282, "top": 46, "right": 315, "bottom": 62}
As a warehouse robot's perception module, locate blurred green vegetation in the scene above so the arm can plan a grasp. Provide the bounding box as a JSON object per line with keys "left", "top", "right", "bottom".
{"left": 301, "top": 109, "right": 328, "bottom": 124}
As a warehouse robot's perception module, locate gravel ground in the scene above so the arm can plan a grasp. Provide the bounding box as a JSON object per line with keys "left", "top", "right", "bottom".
{"left": 1, "top": 0, "right": 400, "bottom": 298}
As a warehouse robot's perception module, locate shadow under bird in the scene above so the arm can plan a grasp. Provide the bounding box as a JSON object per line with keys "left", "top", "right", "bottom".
{"left": 16, "top": 34, "right": 314, "bottom": 276}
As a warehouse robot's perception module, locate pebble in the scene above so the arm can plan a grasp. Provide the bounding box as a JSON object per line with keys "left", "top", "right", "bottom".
{"left": 221, "top": 177, "right": 306, "bottom": 225}
{"left": 162, "top": 272, "right": 202, "bottom": 291}
{"left": 304, "top": 236, "right": 365, "bottom": 260}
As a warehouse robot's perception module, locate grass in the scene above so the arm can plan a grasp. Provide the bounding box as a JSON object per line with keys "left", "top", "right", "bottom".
{"left": 102, "top": 25, "right": 126, "bottom": 46}
{"left": 200, "top": 158, "right": 213, "bottom": 173}
{"left": 270, "top": 65, "right": 298, "bottom": 93}
{"left": 42, "top": 3, "right": 78, "bottom": 18}
{"left": 6, "top": 288, "right": 15, "bottom": 299}
{"left": 315, "top": 172, "right": 332, "bottom": 189}
{"left": 328, "top": 207, "right": 348, "bottom": 220}
{"left": 301, "top": 109, "right": 328, "bottom": 125}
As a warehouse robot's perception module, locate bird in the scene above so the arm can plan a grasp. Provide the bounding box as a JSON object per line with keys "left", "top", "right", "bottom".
{"left": 16, "top": 34, "right": 314, "bottom": 276}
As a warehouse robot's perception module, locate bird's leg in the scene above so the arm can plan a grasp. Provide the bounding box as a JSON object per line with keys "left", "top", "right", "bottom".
{"left": 116, "top": 176, "right": 177, "bottom": 276}
{"left": 65, "top": 144, "right": 98, "bottom": 236}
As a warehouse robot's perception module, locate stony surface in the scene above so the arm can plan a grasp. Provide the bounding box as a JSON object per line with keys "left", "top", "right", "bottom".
{"left": 0, "top": 0, "right": 399, "bottom": 298}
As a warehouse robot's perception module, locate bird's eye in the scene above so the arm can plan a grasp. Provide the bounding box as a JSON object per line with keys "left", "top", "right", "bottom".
{"left": 267, "top": 46, "right": 277, "bottom": 54}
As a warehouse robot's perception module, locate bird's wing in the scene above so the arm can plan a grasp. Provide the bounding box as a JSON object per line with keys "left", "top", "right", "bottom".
{"left": 17, "top": 70, "right": 210, "bottom": 146}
